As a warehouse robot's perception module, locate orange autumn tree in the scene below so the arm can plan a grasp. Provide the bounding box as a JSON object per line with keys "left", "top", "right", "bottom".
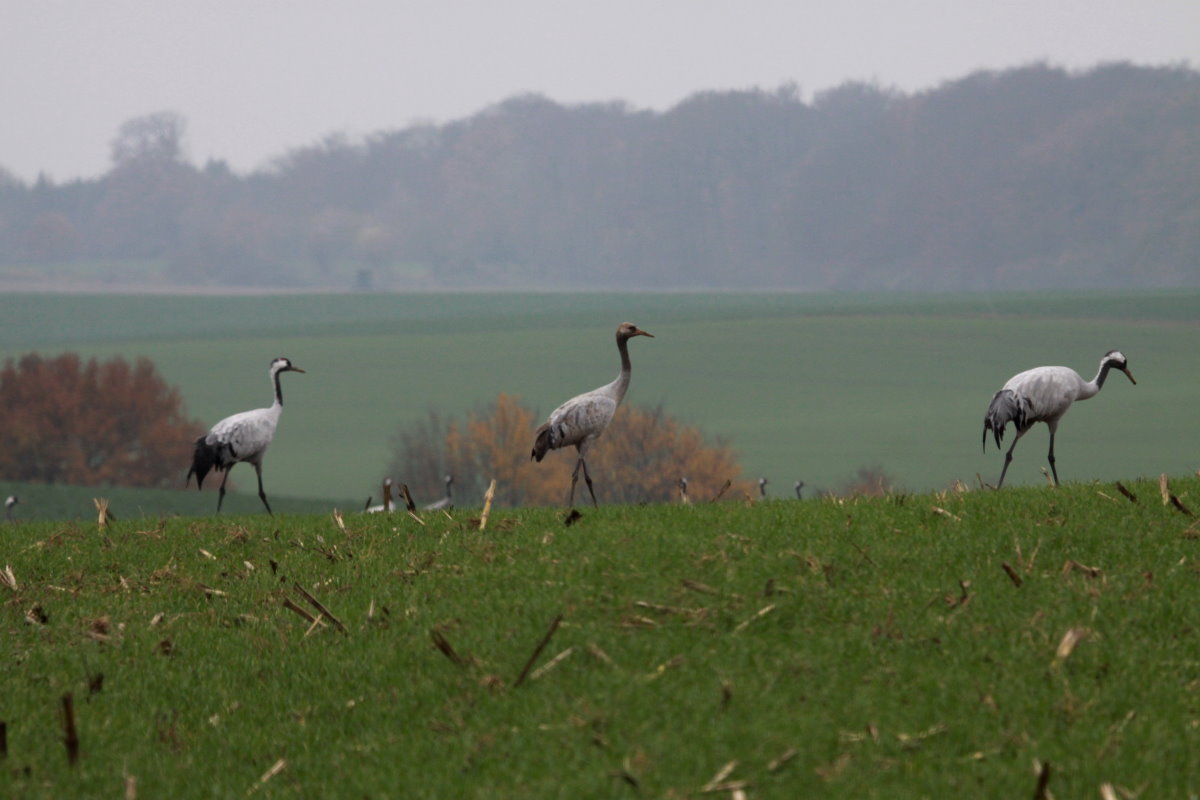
{"left": 386, "top": 393, "right": 752, "bottom": 507}
{"left": 0, "top": 352, "right": 205, "bottom": 487}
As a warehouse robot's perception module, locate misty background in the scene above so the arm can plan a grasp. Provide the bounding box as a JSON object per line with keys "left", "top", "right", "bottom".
{"left": 1, "top": 62, "right": 1198, "bottom": 292}
{"left": 4, "top": 1, "right": 1200, "bottom": 294}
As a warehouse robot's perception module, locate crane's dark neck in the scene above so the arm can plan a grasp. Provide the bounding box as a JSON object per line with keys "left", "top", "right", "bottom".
{"left": 272, "top": 367, "right": 284, "bottom": 407}
{"left": 1090, "top": 360, "right": 1116, "bottom": 392}
{"left": 1078, "top": 359, "right": 1116, "bottom": 401}
{"left": 611, "top": 334, "right": 634, "bottom": 401}
{"left": 617, "top": 333, "right": 633, "bottom": 373}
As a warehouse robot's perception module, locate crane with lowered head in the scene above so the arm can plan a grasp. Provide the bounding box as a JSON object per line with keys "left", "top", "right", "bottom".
{"left": 982, "top": 349, "right": 1135, "bottom": 488}
{"left": 365, "top": 477, "right": 395, "bottom": 513}
{"left": 424, "top": 475, "right": 454, "bottom": 511}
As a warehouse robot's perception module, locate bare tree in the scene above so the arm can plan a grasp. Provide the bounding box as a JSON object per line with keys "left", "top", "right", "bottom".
{"left": 110, "top": 111, "right": 188, "bottom": 167}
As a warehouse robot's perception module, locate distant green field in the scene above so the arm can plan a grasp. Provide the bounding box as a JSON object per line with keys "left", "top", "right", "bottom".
{"left": 3, "top": 477, "right": 1200, "bottom": 796}
{"left": 0, "top": 290, "right": 1196, "bottom": 509}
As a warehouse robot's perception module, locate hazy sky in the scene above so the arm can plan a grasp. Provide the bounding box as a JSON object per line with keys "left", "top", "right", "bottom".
{"left": 4, "top": 0, "right": 1197, "bottom": 182}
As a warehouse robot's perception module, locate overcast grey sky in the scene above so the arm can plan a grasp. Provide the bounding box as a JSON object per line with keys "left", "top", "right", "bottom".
{"left": 4, "top": 0, "right": 1197, "bottom": 182}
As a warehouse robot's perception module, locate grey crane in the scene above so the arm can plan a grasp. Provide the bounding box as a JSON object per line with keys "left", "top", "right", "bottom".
{"left": 758, "top": 477, "right": 769, "bottom": 499}
{"left": 678, "top": 477, "right": 691, "bottom": 505}
{"left": 366, "top": 477, "right": 394, "bottom": 513}
{"left": 4, "top": 495, "right": 17, "bottom": 521}
{"left": 424, "top": 475, "right": 454, "bottom": 511}
{"left": 531, "top": 322, "right": 654, "bottom": 506}
{"left": 794, "top": 481, "right": 805, "bottom": 500}
{"left": 187, "top": 356, "right": 305, "bottom": 514}
{"left": 982, "top": 349, "right": 1135, "bottom": 488}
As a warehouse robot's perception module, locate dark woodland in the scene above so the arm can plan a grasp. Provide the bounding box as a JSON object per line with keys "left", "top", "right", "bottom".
{"left": 2, "top": 62, "right": 1197, "bottom": 291}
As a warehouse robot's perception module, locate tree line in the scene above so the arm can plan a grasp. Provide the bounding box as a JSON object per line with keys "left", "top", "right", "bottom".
{"left": 2, "top": 61, "right": 1198, "bottom": 291}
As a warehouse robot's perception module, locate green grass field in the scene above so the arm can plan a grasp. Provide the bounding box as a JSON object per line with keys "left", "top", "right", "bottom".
{"left": 3, "top": 477, "right": 1199, "bottom": 797}
{"left": 0, "top": 480, "right": 343, "bottom": 522}
{"left": 0, "top": 290, "right": 1196, "bottom": 515}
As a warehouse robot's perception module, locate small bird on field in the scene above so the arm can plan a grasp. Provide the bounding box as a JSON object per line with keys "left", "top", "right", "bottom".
{"left": 531, "top": 322, "right": 654, "bottom": 506}
{"left": 758, "top": 477, "right": 769, "bottom": 499}
{"left": 4, "top": 495, "right": 17, "bottom": 521}
{"left": 187, "top": 357, "right": 305, "bottom": 514}
{"left": 794, "top": 481, "right": 805, "bottom": 500}
{"left": 365, "top": 477, "right": 394, "bottom": 513}
{"left": 982, "top": 350, "right": 1135, "bottom": 488}
{"left": 424, "top": 475, "right": 454, "bottom": 511}
{"left": 679, "top": 477, "right": 691, "bottom": 505}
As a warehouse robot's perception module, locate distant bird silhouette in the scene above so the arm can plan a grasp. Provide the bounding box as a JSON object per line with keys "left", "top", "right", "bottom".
{"left": 983, "top": 349, "right": 1135, "bottom": 488}
{"left": 4, "top": 495, "right": 17, "bottom": 521}
{"left": 424, "top": 475, "right": 454, "bottom": 511}
{"left": 531, "top": 322, "right": 653, "bottom": 506}
{"left": 678, "top": 477, "right": 691, "bottom": 505}
{"left": 366, "top": 477, "right": 395, "bottom": 513}
{"left": 187, "top": 357, "right": 305, "bottom": 514}
{"left": 758, "top": 477, "right": 769, "bottom": 499}
{"left": 794, "top": 481, "right": 805, "bottom": 500}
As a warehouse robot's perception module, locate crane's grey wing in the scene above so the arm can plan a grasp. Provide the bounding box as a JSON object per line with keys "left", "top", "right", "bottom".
{"left": 982, "top": 389, "right": 1028, "bottom": 450}
{"left": 1018, "top": 368, "right": 1085, "bottom": 421}
{"left": 188, "top": 407, "right": 280, "bottom": 489}
{"left": 208, "top": 409, "right": 278, "bottom": 462}
{"left": 549, "top": 393, "right": 618, "bottom": 447}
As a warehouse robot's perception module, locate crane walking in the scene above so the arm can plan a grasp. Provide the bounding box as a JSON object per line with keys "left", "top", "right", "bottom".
{"left": 424, "top": 475, "right": 454, "bottom": 511}
{"left": 982, "top": 350, "right": 1135, "bottom": 488}
{"left": 531, "top": 322, "right": 653, "bottom": 507}
{"left": 187, "top": 357, "right": 305, "bottom": 514}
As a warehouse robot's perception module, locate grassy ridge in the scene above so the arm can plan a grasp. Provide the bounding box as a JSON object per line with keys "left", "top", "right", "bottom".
{"left": 3, "top": 476, "right": 1200, "bottom": 797}
{"left": 0, "top": 480, "right": 355, "bottom": 522}
{"left": 0, "top": 291, "right": 1196, "bottom": 506}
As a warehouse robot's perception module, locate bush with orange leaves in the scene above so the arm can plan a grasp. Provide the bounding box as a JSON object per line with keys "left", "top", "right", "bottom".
{"left": 0, "top": 352, "right": 205, "bottom": 487}
{"left": 386, "top": 393, "right": 752, "bottom": 508}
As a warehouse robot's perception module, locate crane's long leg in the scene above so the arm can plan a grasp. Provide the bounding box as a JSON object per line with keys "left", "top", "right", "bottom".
{"left": 568, "top": 458, "right": 582, "bottom": 507}
{"left": 997, "top": 436, "right": 1022, "bottom": 489}
{"left": 254, "top": 463, "right": 274, "bottom": 516}
{"left": 580, "top": 458, "right": 598, "bottom": 507}
{"left": 1046, "top": 430, "right": 1059, "bottom": 487}
{"left": 217, "top": 468, "right": 232, "bottom": 512}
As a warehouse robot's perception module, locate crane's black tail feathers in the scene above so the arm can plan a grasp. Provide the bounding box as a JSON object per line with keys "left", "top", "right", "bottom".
{"left": 187, "top": 435, "right": 228, "bottom": 489}
{"left": 531, "top": 423, "right": 554, "bottom": 462}
{"left": 982, "top": 389, "right": 1027, "bottom": 451}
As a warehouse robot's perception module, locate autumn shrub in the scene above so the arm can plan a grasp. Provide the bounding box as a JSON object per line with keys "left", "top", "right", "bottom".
{"left": 0, "top": 352, "right": 205, "bottom": 487}
{"left": 832, "top": 464, "right": 899, "bottom": 498}
{"left": 386, "top": 393, "right": 752, "bottom": 507}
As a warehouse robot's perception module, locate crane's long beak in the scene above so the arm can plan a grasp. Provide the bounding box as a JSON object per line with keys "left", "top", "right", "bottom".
{"left": 1121, "top": 367, "right": 1136, "bottom": 385}
{"left": 635, "top": 330, "right": 654, "bottom": 338}
{"left": 290, "top": 366, "right": 307, "bottom": 373}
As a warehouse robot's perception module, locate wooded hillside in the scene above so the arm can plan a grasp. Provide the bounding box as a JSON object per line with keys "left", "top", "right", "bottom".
{"left": 2, "top": 62, "right": 1197, "bottom": 291}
